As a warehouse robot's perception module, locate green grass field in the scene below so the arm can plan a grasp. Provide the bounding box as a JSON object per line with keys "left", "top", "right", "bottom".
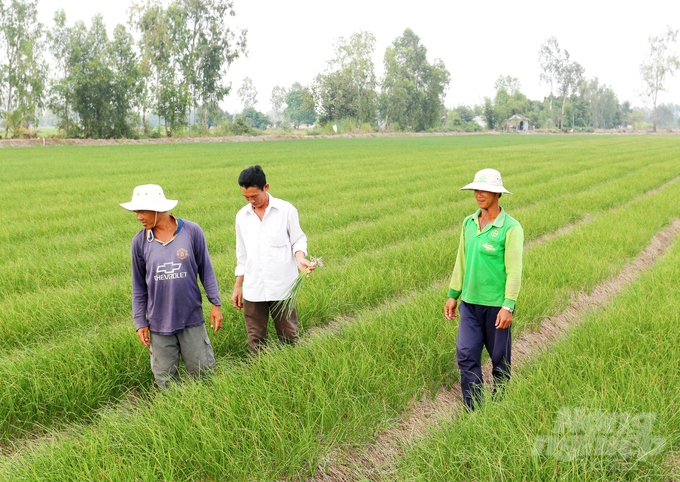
{"left": 0, "top": 135, "right": 679, "bottom": 480}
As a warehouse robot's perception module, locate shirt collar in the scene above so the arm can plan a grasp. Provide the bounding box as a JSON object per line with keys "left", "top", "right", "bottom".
{"left": 246, "top": 193, "right": 280, "bottom": 216}
{"left": 146, "top": 215, "right": 183, "bottom": 243}
{"left": 473, "top": 207, "right": 506, "bottom": 230}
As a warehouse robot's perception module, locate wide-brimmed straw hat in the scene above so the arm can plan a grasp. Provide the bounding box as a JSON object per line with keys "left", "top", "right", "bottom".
{"left": 460, "top": 168, "right": 512, "bottom": 194}
{"left": 120, "top": 184, "right": 178, "bottom": 212}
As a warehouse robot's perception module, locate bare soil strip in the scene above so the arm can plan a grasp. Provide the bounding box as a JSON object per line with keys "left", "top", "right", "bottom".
{"left": 3, "top": 129, "right": 677, "bottom": 149}
{"left": 310, "top": 218, "right": 680, "bottom": 481}
{"left": 0, "top": 131, "right": 491, "bottom": 148}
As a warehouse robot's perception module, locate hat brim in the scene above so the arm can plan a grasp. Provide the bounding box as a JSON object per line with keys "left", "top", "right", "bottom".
{"left": 120, "top": 199, "right": 178, "bottom": 212}
{"left": 460, "top": 182, "right": 511, "bottom": 194}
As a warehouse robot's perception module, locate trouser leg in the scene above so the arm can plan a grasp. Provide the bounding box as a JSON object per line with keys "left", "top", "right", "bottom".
{"left": 177, "top": 323, "right": 215, "bottom": 379}
{"left": 270, "top": 301, "right": 299, "bottom": 345}
{"left": 243, "top": 300, "right": 270, "bottom": 354}
{"left": 483, "top": 306, "right": 512, "bottom": 397}
{"left": 149, "top": 332, "right": 181, "bottom": 389}
{"left": 456, "top": 302, "right": 485, "bottom": 410}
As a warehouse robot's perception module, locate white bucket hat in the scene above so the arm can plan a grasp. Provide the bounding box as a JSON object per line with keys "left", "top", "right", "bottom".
{"left": 460, "top": 168, "right": 512, "bottom": 194}
{"left": 120, "top": 184, "right": 178, "bottom": 212}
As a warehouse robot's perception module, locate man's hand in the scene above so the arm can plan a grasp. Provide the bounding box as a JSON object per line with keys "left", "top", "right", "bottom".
{"left": 210, "top": 305, "right": 223, "bottom": 332}
{"left": 445, "top": 298, "right": 458, "bottom": 321}
{"left": 137, "top": 326, "right": 151, "bottom": 347}
{"left": 231, "top": 286, "right": 243, "bottom": 310}
{"left": 295, "top": 251, "right": 315, "bottom": 278}
{"left": 495, "top": 308, "right": 513, "bottom": 330}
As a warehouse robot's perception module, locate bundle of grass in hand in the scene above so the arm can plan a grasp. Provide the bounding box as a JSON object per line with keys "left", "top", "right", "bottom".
{"left": 275, "top": 256, "right": 324, "bottom": 318}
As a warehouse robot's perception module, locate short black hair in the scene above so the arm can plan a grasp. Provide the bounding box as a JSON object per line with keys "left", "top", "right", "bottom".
{"left": 238, "top": 165, "right": 267, "bottom": 190}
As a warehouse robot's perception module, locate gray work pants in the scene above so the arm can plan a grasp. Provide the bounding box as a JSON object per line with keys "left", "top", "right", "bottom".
{"left": 243, "top": 300, "right": 298, "bottom": 354}
{"left": 149, "top": 323, "right": 215, "bottom": 389}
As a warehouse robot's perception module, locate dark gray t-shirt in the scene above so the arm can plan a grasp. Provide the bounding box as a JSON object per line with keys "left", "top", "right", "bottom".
{"left": 131, "top": 219, "right": 221, "bottom": 335}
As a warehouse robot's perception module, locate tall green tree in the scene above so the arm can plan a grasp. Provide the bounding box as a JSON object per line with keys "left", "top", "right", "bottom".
{"left": 380, "top": 28, "right": 450, "bottom": 131}
{"left": 131, "top": 0, "right": 246, "bottom": 135}
{"left": 494, "top": 75, "right": 521, "bottom": 96}
{"left": 269, "top": 85, "right": 286, "bottom": 123}
{"left": 283, "top": 82, "right": 315, "bottom": 128}
{"left": 639, "top": 25, "right": 679, "bottom": 132}
{"left": 307, "top": 30, "right": 377, "bottom": 125}
{"left": 176, "top": 0, "right": 246, "bottom": 124}
{"left": 237, "top": 76, "right": 257, "bottom": 109}
{"left": 308, "top": 68, "right": 357, "bottom": 124}
{"left": 110, "top": 24, "right": 140, "bottom": 137}
{"left": 556, "top": 58, "right": 584, "bottom": 129}
{"left": 0, "top": 0, "right": 46, "bottom": 138}
{"left": 239, "top": 106, "right": 270, "bottom": 129}
{"left": 47, "top": 9, "right": 83, "bottom": 135}
{"left": 129, "top": 1, "right": 169, "bottom": 132}
{"left": 538, "top": 37, "right": 562, "bottom": 111}
{"left": 582, "top": 78, "right": 621, "bottom": 129}
{"left": 328, "top": 30, "right": 377, "bottom": 124}
{"left": 48, "top": 14, "right": 140, "bottom": 138}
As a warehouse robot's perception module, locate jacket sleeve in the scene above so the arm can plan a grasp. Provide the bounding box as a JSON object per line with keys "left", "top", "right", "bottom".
{"left": 131, "top": 237, "right": 149, "bottom": 331}
{"left": 193, "top": 225, "right": 222, "bottom": 306}
{"left": 503, "top": 225, "right": 524, "bottom": 309}
{"left": 448, "top": 224, "right": 466, "bottom": 299}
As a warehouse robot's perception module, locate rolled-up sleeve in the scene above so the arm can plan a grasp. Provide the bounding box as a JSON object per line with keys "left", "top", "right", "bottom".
{"left": 288, "top": 206, "right": 308, "bottom": 256}
{"left": 131, "top": 239, "right": 149, "bottom": 331}
{"left": 503, "top": 225, "right": 524, "bottom": 309}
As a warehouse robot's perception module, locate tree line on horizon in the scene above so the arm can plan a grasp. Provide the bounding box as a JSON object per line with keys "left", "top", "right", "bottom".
{"left": 0, "top": 0, "right": 678, "bottom": 139}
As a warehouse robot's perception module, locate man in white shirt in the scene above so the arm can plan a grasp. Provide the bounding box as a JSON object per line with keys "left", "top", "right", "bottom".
{"left": 231, "top": 165, "right": 315, "bottom": 353}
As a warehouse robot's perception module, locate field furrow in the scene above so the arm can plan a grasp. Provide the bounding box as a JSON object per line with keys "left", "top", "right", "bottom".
{"left": 311, "top": 219, "right": 680, "bottom": 481}
{"left": 1, "top": 137, "right": 679, "bottom": 481}
{"left": 390, "top": 225, "right": 680, "bottom": 482}
{"left": 0, "top": 162, "right": 677, "bottom": 448}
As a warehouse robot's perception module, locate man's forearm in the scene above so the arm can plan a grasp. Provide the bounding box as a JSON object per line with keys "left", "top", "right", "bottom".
{"left": 233, "top": 275, "right": 244, "bottom": 289}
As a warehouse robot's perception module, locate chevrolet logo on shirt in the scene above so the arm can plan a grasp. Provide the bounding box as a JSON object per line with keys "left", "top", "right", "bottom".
{"left": 157, "top": 262, "right": 182, "bottom": 274}
{"left": 154, "top": 262, "right": 188, "bottom": 281}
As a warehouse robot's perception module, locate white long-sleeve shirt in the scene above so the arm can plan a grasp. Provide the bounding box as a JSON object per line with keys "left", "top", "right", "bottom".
{"left": 234, "top": 193, "right": 308, "bottom": 301}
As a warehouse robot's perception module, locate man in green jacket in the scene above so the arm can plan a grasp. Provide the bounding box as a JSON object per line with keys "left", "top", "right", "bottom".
{"left": 445, "top": 168, "right": 524, "bottom": 410}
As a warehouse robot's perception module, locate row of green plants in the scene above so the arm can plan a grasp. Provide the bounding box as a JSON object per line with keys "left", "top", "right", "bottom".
{"left": 0, "top": 138, "right": 678, "bottom": 446}
{"left": 394, "top": 234, "right": 680, "bottom": 481}
{"left": 0, "top": 144, "right": 674, "bottom": 356}
{"left": 1, "top": 135, "right": 673, "bottom": 302}
{"left": 2, "top": 148, "right": 679, "bottom": 480}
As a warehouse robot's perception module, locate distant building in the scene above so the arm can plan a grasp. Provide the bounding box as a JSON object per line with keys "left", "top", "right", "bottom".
{"left": 473, "top": 115, "right": 487, "bottom": 128}
{"left": 505, "top": 114, "right": 531, "bottom": 132}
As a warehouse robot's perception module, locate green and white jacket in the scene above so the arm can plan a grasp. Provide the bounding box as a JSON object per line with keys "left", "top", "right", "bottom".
{"left": 448, "top": 207, "right": 524, "bottom": 310}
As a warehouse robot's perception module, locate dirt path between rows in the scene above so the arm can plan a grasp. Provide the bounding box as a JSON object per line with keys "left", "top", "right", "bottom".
{"left": 0, "top": 131, "right": 490, "bottom": 148}
{"left": 309, "top": 218, "right": 680, "bottom": 481}
{"left": 2, "top": 129, "right": 677, "bottom": 149}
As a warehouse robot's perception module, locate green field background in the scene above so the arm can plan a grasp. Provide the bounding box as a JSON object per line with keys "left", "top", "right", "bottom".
{"left": 1, "top": 135, "right": 679, "bottom": 480}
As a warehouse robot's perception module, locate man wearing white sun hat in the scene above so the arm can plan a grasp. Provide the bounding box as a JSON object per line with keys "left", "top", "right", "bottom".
{"left": 120, "top": 184, "right": 223, "bottom": 389}
{"left": 444, "top": 169, "right": 524, "bottom": 410}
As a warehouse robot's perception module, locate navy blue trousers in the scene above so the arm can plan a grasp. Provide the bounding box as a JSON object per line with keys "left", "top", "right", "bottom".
{"left": 456, "top": 301, "right": 512, "bottom": 410}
